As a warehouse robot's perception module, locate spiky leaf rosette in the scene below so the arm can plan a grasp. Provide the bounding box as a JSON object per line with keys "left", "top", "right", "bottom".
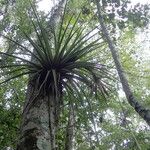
{"left": 0, "top": 5, "right": 111, "bottom": 104}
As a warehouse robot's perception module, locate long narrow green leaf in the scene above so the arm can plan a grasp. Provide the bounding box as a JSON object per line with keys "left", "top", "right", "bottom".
{"left": 54, "top": 26, "right": 84, "bottom": 64}
{"left": 23, "top": 31, "right": 46, "bottom": 64}
{"left": 73, "top": 75, "right": 92, "bottom": 88}
{"left": 54, "top": 2, "right": 67, "bottom": 52}
{"left": 66, "top": 26, "right": 98, "bottom": 54}
{"left": 30, "top": 18, "right": 49, "bottom": 57}
{"left": 0, "top": 51, "right": 40, "bottom": 68}
{"left": 0, "top": 71, "right": 34, "bottom": 85}
{"left": 30, "top": 3, "right": 53, "bottom": 62}
{"left": 1, "top": 34, "right": 42, "bottom": 63}
{"left": 57, "top": 1, "right": 68, "bottom": 43}
{"left": 58, "top": 15, "right": 74, "bottom": 48}
{"left": 58, "top": 27, "right": 84, "bottom": 62}
{"left": 65, "top": 61, "right": 94, "bottom": 70}
{"left": 75, "top": 26, "right": 99, "bottom": 44}
{"left": 1, "top": 67, "right": 27, "bottom": 76}
{"left": 54, "top": 15, "right": 74, "bottom": 62}
{"left": 40, "top": 28, "right": 53, "bottom": 62}
{"left": 74, "top": 42, "right": 104, "bottom": 61}
{"left": 61, "top": 26, "right": 84, "bottom": 55}
{"left": 0, "top": 64, "right": 29, "bottom": 68}
{"left": 65, "top": 39, "right": 103, "bottom": 64}
{"left": 61, "top": 32, "right": 100, "bottom": 63}
{"left": 57, "top": 14, "right": 82, "bottom": 60}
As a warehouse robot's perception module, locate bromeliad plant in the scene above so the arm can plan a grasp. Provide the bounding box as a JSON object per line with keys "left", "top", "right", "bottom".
{"left": 0, "top": 5, "right": 110, "bottom": 108}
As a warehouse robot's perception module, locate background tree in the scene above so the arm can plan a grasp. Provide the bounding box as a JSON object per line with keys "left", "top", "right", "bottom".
{"left": 95, "top": 0, "right": 150, "bottom": 125}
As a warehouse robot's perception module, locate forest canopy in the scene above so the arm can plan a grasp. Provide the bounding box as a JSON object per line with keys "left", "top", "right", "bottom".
{"left": 0, "top": 0, "right": 150, "bottom": 149}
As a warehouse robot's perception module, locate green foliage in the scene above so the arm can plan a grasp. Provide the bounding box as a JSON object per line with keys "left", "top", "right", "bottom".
{"left": 0, "top": 76, "right": 26, "bottom": 149}
{"left": 0, "top": 0, "right": 150, "bottom": 149}
{"left": 0, "top": 2, "right": 111, "bottom": 102}
{"left": 0, "top": 106, "right": 20, "bottom": 149}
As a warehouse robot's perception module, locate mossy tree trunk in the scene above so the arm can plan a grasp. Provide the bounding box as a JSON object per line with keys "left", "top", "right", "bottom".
{"left": 17, "top": 82, "right": 60, "bottom": 150}
{"left": 17, "top": 83, "right": 51, "bottom": 150}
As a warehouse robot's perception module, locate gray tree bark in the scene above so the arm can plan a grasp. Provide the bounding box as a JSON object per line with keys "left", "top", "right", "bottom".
{"left": 17, "top": 83, "right": 51, "bottom": 150}
{"left": 95, "top": 0, "right": 150, "bottom": 126}
{"left": 65, "top": 104, "right": 75, "bottom": 150}
{"left": 17, "top": 0, "right": 67, "bottom": 149}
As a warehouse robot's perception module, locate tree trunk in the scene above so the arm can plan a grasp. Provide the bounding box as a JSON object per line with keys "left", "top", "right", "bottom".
{"left": 17, "top": 81, "right": 62, "bottom": 150}
{"left": 17, "top": 0, "right": 67, "bottom": 149}
{"left": 65, "top": 104, "right": 75, "bottom": 150}
{"left": 95, "top": 0, "right": 150, "bottom": 126}
{"left": 17, "top": 83, "right": 52, "bottom": 150}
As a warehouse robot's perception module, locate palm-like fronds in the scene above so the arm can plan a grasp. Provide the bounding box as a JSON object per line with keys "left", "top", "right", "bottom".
{"left": 0, "top": 5, "right": 111, "bottom": 102}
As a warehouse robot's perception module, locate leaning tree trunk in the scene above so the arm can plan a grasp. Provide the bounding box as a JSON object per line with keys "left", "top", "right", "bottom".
{"left": 95, "top": 0, "right": 150, "bottom": 126}
{"left": 17, "top": 0, "right": 66, "bottom": 149}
